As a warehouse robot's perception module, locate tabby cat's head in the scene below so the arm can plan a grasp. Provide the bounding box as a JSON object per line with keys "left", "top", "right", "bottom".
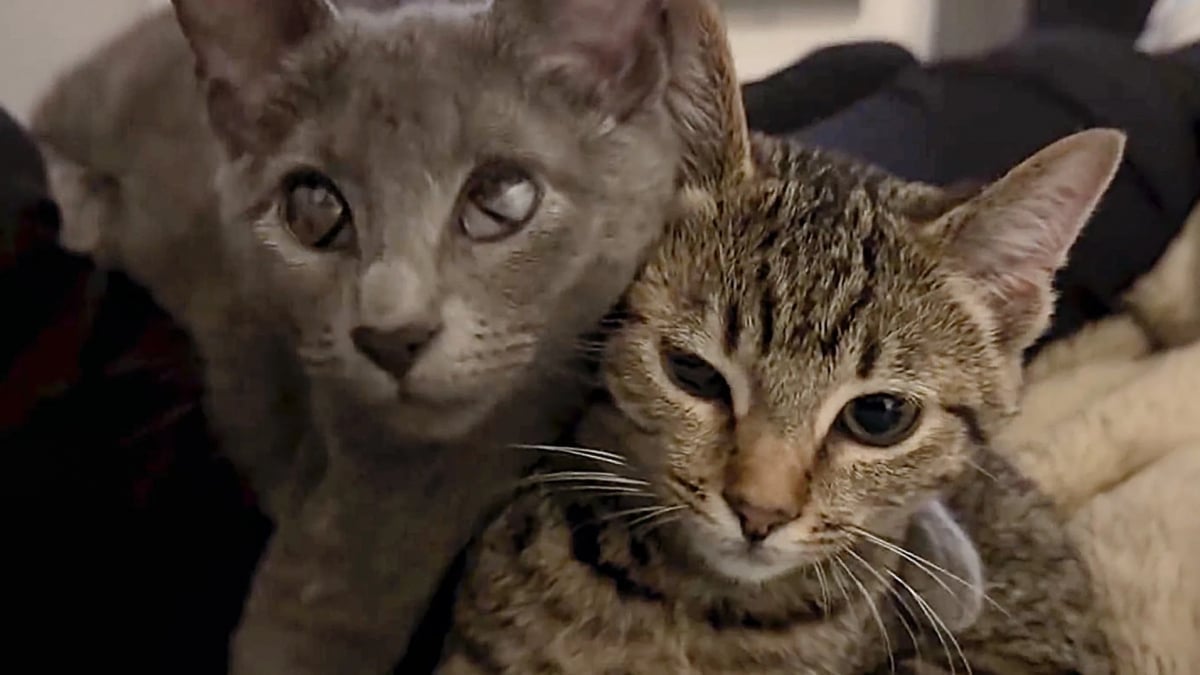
{"left": 170, "top": 0, "right": 685, "bottom": 439}
{"left": 585, "top": 73, "right": 1124, "bottom": 581}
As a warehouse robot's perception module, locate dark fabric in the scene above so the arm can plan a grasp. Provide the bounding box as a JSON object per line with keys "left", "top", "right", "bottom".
{"left": 741, "top": 41, "right": 918, "bottom": 135}
{"left": 1030, "top": 0, "right": 1157, "bottom": 38}
{"left": 781, "top": 29, "right": 1200, "bottom": 354}
{"left": 2, "top": 107, "right": 270, "bottom": 674}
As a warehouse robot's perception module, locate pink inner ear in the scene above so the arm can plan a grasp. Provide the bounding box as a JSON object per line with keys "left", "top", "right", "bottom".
{"left": 941, "top": 129, "right": 1125, "bottom": 347}
{"left": 173, "top": 0, "right": 334, "bottom": 88}
{"left": 540, "top": 0, "right": 665, "bottom": 90}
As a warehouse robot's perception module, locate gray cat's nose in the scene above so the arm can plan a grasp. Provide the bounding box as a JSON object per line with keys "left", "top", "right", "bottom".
{"left": 724, "top": 491, "right": 798, "bottom": 543}
{"left": 351, "top": 323, "right": 441, "bottom": 380}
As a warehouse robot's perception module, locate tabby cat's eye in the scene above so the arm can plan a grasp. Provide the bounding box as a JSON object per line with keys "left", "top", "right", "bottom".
{"left": 662, "top": 349, "right": 731, "bottom": 403}
{"left": 283, "top": 170, "right": 354, "bottom": 250}
{"left": 836, "top": 394, "right": 921, "bottom": 447}
{"left": 459, "top": 161, "right": 541, "bottom": 241}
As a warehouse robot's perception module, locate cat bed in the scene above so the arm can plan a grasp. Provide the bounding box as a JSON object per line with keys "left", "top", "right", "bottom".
{"left": 996, "top": 200, "right": 1200, "bottom": 673}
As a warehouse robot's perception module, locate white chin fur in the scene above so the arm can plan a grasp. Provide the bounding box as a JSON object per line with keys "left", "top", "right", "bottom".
{"left": 701, "top": 551, "right": 799, "bottom": 584}
{"left": 686, "top": 525, "right": 803, "bottom": 584}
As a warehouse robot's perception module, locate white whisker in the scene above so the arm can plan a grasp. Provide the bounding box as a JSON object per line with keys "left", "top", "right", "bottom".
{"left": 512, "top": 443, "right": 628, "bottom": 467}
{"left": 592, "top": 505, "right": 674, "bottom": 525}
{"left": 964, "top": 457, "right": 1001, "bottom": 485}
{"left": 840, "top": 550, "right": 897, "bottom": 667}
{"left": 543, "top": 486, "right": 656, "bottom": 499}
{"left": 849, "top": 526, "right": 1011, "bottom": 620}
{"left": 884, "top": 567, "right": 972, "bottom": 675}
{"left": 520, "top": 471, "right": 650, "bottom": 490}
{"left": 629, "top": 505, "right": 688, "bottom": 535}
{"left": 813, "top": 560, "right": 832, "bottom": 611}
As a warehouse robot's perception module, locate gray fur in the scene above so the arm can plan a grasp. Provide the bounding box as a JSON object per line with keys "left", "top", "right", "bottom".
{"left": 30, "top": 0, "right": 700, "bottom": 672}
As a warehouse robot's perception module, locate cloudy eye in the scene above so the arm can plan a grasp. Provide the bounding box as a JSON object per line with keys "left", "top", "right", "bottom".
{"left": 662, "top": 348, "right": 730, "bottom": 404}
{"left": 837, "top": 394, "right": 921, "bottom": 447}
{"left": 282, "top": 170, "right": 354, "bottom": 250}
{"left": 459, "top": 161, "right": 541, "bottom": 241}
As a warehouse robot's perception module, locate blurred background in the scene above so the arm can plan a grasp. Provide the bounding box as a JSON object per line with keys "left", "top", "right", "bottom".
{"left": 0, "top": 0, "right": 1034, "bottom": 123}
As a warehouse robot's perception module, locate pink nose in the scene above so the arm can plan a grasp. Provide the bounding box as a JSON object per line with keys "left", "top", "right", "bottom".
{"left": 724, "top": 492, "right": 799, "bottom": 542}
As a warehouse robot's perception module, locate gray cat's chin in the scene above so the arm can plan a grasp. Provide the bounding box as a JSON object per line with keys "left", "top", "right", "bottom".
{"left": 370, "top": 392, "right": 500, "bottom": 443}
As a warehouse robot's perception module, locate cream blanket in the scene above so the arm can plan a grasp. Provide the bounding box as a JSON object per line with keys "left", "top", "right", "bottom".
{"left": 997, "top": 203, "right": 1200, "bottom": 674}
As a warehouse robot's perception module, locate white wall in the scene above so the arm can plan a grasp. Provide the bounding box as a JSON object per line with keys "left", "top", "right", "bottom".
{"left": 0, "top": 0, "right": 167, "bottom": 122}
{"left": 0, "top": 0, "right": 1023, "bottom": 124}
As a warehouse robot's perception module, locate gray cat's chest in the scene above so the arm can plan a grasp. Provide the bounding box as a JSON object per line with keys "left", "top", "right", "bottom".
{"left": 442, "top": 492, "right": 892, "bottom": 675}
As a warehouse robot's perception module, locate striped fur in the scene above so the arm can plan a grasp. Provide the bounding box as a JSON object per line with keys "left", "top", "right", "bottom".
{"left": 438, "top": 2, "right": 1122, "bottom": 673}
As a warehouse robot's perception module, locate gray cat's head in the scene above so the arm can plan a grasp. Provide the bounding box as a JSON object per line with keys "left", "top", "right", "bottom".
{"left": 170, "top": 0, "right": 683, "bottom": 440}
{"left": 583, "top": 85, "right": 1123, "bottom": 581}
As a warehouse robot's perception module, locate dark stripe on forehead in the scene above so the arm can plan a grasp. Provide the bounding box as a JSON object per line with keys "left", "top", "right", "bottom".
{"left": 945, "top": 404, "right": 988, "bottom": 447}
{"left": 861, "top": 230, "right": 880, "bottom": 276}
{"left": 759, "top": 288, "right": 777, "bottom": 355}
{"left": 724, "top": 300, "right": 742, "bottom": 354}
{"left": 819, "top": 284, "right": 873, "bottom": 358}
{"left": 757, "top": 227, "right": 780, "bottom": 253}
{"left": 857, "top": 339, "right": 880, "bottom": 379}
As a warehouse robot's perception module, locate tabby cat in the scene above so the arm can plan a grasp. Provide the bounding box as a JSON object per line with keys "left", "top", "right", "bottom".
{"left": 435, "top": 15, "right": 1123, "bottom": 672}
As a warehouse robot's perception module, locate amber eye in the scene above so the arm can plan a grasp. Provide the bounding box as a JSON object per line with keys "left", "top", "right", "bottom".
{"left": 283, "top": 170, "right": 354, "bottom": 250}
{"left": 662, "top": 349, "right": 730, "bottom": 404}
{"left": 836, "top": 394, "right": 921, "bottom": 447}
{"left": 459, "top": 161, "right": 541, "bottom": 241}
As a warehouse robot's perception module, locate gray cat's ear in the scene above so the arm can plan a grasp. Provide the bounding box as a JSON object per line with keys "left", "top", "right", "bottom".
{"left": 499, "top": 0, "right": 669, "bottom": 119}
{"left": 667, "top": 0, "right": 754, "bottom": 187}
{"left": 930, "top": 128, "right": 1125, "bottom": 351}
{"left": 902, "top": 499, "right": 984, "bottom": 633}
{"left": 170, "top": 0, "right": 339, "bottom": 155}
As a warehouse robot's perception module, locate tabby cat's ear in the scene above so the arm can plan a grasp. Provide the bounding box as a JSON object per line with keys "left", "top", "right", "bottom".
{"left": 170, "top": 0, "right": 339, "bottom": 156}
{"left": 933, "top": 128, "right": 1125, "bottom": 351}
{"left": 903, "top": 499, "right": 983, "bottom": 633}
{"left": 498, "top": 0, "right": 669, "bottom": 120}
{"left": 667, "top": 0, "right": 753, "bottom": 187}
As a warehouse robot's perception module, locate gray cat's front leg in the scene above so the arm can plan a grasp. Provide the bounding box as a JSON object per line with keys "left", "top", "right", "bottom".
{"left": 230, "top": 440, "right": 520, "bottom": 675}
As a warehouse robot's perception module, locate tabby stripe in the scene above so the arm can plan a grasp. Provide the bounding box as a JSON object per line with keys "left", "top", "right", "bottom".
{"left": 704, "top": 595, "right": 831, "bottom": 632}
{"left": 820, "top": 284, "right": 873, "bottom": 357}
{"left": 857, "top": 339, "right": 880, "bottom": 379}
{"left": 565, "top": 503, "right": 668, "bottom": 603}
{"left": 759, "top": 287, "right": 776, "bottom": 355}
{"left": 724, "top": 300, "right": 742, "bottom": 354}
{"left": 945, "top": 404, "right": 988, "bottom": 446}
{"left": 758, "top": 227, "right": 781, "bottom": 253}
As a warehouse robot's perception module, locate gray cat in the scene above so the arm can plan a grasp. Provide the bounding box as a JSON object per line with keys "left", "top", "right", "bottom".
{"left": 436, "top": 15, "right": 1123, "bottom": 671}
{"left": 31, "top": 0, "right": 735, "bottom": 672}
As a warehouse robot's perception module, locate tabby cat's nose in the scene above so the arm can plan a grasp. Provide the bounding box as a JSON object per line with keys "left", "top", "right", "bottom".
{"left": 351, "top": 323, "right": 441, "bottom": 380}
{"left": 724, "top": 491, "right": 798, "bottom": 542}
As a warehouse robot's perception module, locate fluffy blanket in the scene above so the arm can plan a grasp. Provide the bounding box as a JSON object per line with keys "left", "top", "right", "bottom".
{"left": 997, "top": 202, "right": 1200, "bottom": 673}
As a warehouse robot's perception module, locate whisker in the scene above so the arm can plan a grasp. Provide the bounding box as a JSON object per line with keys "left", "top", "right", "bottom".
{"left": 512, "top": 443, "right": 628, "bottom": 468}
{"left": 630, "top": 506, "right": 688, "bottom": 536}
{"left": 964, "top": 457, "right": 1001, "bottom": 485}
{"left": 519, "top": 471, "right": 648, "bottom": 490}
{"left": 591, "top": 505, "right": 673, "bottom": 526}
{"left": 835, "top": 554, "right": 895, "bottom": 674}
{"left": 543, "top": 486, "right": 657, "bottom": 500}
{"left": 849, "top": 526, "right": 1011, "bottom": 620}
{"left": 829, "top": 555, "right": 854, "bottom": 609}
{"left": 884, "top": 567, "right": 972, "bottom": 675}
{"left": 813, "top": 560, "right": 832, "bottom": 612}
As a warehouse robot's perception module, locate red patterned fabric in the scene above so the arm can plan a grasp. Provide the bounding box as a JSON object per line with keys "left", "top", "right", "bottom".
{"left": 2, "top": 108, "right": 268, "bottom": 674}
